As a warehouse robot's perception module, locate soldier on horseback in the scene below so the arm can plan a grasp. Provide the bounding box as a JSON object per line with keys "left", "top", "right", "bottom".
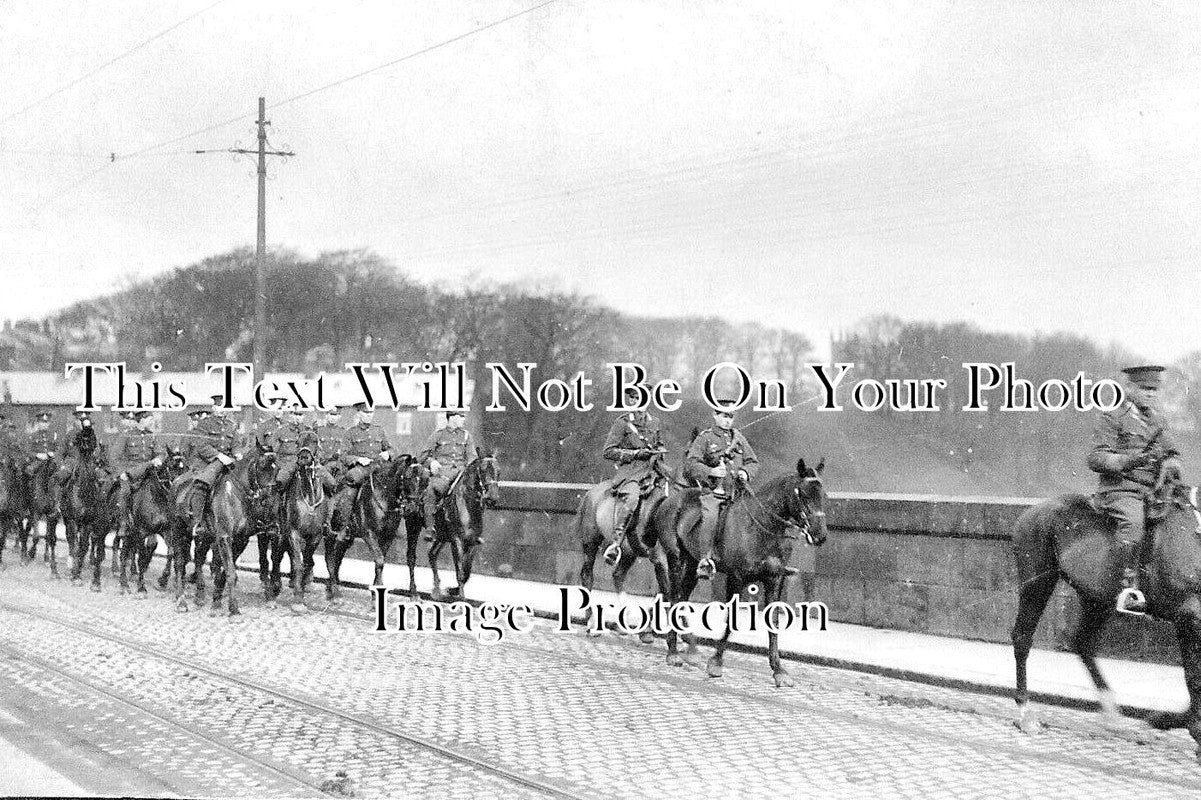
{"left": 333, "top": 402, "right": 392, "bottom": 537}
{"left": 1087, "top": 365, "right": 1184, "bottom": 615}
{"left": 683, "top": 399, "right": 760, "bottom": 579}
{"left": 107, "top": 410, "right": 163, "bottom": 542}
{"left": 270, "top": 406, "right": 336, "bottom": 510}
{"left": 314, "top": 406, "right": 346, "bottom": 479}
{"left": 419, "top": 408, "right": 477, "bottom": 540}
{"left": 601, "top": 387, "right": 668, "bottom": 567}
{"left": 0, "top": 411, "right": 21, "bottom": 463}
{"left": 254, "top": 404, "right": 286, "bottom": 447}
{"left": 183, "top": 394, "right": 240, "bottom": 536}
{"left": 52, "top": 410, "right": 100, "bottom": 512}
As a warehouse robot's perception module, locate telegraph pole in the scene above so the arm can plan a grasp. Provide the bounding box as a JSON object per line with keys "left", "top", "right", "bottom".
{"left": 196, "top": 97, "right": 294, "bottom": 382}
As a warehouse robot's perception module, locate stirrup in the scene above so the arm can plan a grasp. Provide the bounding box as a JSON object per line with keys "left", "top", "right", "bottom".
{"left": 603, "top": 541, "right": 622, "bottom": 566}
{"left": 1115, "top": 586, "right": 1147, "bottom": 616}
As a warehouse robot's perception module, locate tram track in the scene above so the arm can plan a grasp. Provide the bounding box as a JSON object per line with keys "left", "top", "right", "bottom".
{"left": 0, "top": 592, "right": 602, "bottom": 800}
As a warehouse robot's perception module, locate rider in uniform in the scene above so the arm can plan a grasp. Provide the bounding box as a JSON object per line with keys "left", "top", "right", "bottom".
{"left": 333, "top": 403, "right": 393, "bottom": 537}
{"left": 314, "top": 406, "right": 347, "bottom": 480}
{"left": 184, "top": 394, "right": 240, "bottom": 535}
{"left": 683, "top": 399, "right": 761, "bottom": 579}
{"left": 601, "top": 387, "right": 667, "bottom": 567}
{"left": 108, "top": 410, "right": 164, "bottom": 540}
{"left": 24, "top": 409, "right": 59, "bottom": 480}
{"left": 0, "top": 411, "right": 21, "bottom": 463}
{"left": 1087, "top": 365, "right": 1183, "bottom": 615}
{"left": 52, "top": 409, "right": 100, "bottom": 511}
{"left": 419, "top": 408, "right": 477, "bottom": 540}
{"left": 270, "top": 406, "right": 336, "bottom": 505}
{"left": 254, "top": 404, "right": 286, "bottom": 446}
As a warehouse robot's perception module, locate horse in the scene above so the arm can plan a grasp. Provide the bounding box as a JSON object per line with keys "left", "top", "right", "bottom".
{"left": 662, "top": 457, "right": 828, "bottom": 687}
{"left": 21, "top": 457, "right": 60, "bottom": 571}
{"left": 574, "top": 457, "right": 676, "bottom": 642}
{"left": 118, "top": 454, "right": 183, "bottom": 597}
{"left": 324, "top": 456, "right": 407, "bottom": 605}
{"left": 1011, "top": 477, "right": 1201, "bottom": 754}
{"left": 395, "top": 457, "right": 429, "bottom": 597}
{"left": 0, "top": 456, "right": 22, "bottom": 569}
{"left": 64, "top": 449, "right": 112, "bottom": 590}
{"left": 427, "top": 454, "right": 499, "bottom": 601}
{"left": 171, "top": 443, "right": 276, "bottom": 616}
{"left": 272, "top": 446, "right": 329, "bottom": 613}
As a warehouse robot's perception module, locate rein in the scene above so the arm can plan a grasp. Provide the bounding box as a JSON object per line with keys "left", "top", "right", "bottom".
{"left": 742, "top": 476, "right": 825, "bottom": 544}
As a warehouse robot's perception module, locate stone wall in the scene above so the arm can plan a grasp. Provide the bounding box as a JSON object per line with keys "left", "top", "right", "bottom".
{"left": 458, "top": 482, "right": 1180, "bottom": 665}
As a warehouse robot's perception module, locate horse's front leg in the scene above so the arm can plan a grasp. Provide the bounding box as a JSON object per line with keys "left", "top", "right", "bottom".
{"left": 285, "top": 529, "right": 308, "bottom": 613}
{"left": 766, "top": 576, "right": 793, "bottom": 687}
{"left": 67, "top": 520, "right": 84, "bottom": 585}
{"left": 428, "top": 536, "right": 447, "bottom": 600}
{"left": 405, "top": 517, "right": 420, "bottom": 597}
{"left": 117, "top": 527, "right": 134, "bottom": 595}
{"left": 707, "top": 575, "right": 741, "bottom": 679}
{"left": 89, "top": 525, "right": 105, "bottom": 591}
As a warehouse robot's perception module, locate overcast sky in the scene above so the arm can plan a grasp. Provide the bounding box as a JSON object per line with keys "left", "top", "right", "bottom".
{"left": 2, "top": 0, "right": 1199, "bottom": 363}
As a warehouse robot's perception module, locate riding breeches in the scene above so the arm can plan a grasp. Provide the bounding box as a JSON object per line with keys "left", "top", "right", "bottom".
{"left": 696, "top": 493, "right": 723, "bottom": 556}
{"left": 1097, "top": 490, "right": 1146, "bottom": 547}
{"left": 424, "top": 473, "right": 461, "bottom": 521}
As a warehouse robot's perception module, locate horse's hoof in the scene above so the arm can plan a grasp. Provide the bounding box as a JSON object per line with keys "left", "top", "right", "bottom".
{"left": 89, "top": 583, "right": 101, "bottom": 593}
{"left": 118, "top": 585, "right": 128, "bottom": 596}
{"left": 228, "top": 613, "right": 243, "bottom": 624}
{"left": 681, "top": 633, "right": 697, "bottom": 647}
{"left": 209, "top": 607, "right": 221, "bottom": 617}
{"left": 71, "top": 577, "right": 83, "bottom": 587}
{"left": 1016, "top": 705, "right": 1042, "bottom": 735}
{"left": 446, "top": 586, "right": 461, "bottom": 598}
{"left": 136, "top": 589, "right": 148, "bottom": 600}
{"left": 706, "top": 659, "right": 723, "bottom": 679}
{"left": 266, "top": 600, "right": 277, "bottom": 611}
{"left": 175, "top": 601, "right": 189, "bottom": 614}
{"left": 290, "top": 603, "right": 308, "bottom": 615}
{"left": 639, "top": 632, "right": 656, "bottom": 645}
{"left": 586, "top": 626, "right": 603, "bottom": 638}
{"left": 773, "top": 670, "right": 795, "bottom": 688}
{"left": 666, "top": 653, "right": 684, "bottom": 667}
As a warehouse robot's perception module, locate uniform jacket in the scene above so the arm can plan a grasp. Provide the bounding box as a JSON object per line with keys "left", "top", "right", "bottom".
{"left": 314, "top": 422, "right": 346, "bottom": 464}
{"left": 194, "top": 414, "right": 239, "bottom": 462}
{"left": 107, "top": 429, "right": 160, "bottom": 473}
{"left": 420, "top": 427, "right": 476, "bottom": 472}
{"left": 28, "top": 427, "right": 60, "bottom": 457}
{"left": 684, "top": 427, "right": 759, "bottom": 488}
{"left": 1087, "top": 402, "right": 1181, "bottom": 493}
{"left": 603, "top": 411, "right": 666, "bottom": 485}
{"left": 340, "top": 422, "right": 392, "bottom": 465}
{"left": 269, "top": 420, "right": 317, "bottom": 459}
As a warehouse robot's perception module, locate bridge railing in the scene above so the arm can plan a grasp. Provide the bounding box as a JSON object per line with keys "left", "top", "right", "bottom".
{"left": 486, "top": 481, "right": 1177, "bottom": 666}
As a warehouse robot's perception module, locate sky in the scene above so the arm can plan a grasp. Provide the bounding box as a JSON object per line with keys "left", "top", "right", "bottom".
{"left": 2, "top": 0, "right": 1200, "bottom": 363}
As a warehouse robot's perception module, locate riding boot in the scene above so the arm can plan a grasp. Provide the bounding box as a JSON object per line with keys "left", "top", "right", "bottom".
{"left": 605, "top": 506, "right": 629, "bottom": 567}
{"left": 188, "top": 481, "right": 209, "bottom": 537}
{"left": 695, "top": 494, "right": 718, "bottom": 579}
{"left": 1116, "top": 540, "right": 1147, "bottom": 615}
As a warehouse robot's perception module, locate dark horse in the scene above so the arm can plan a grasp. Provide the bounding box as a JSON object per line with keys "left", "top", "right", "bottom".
{"left": 325, "top": 456, "right": 407, "bottom": 604}
{"left": 119, "top": 453, "right": 184, "bottom": 597}
{"left": 1011, "top": 478, "right": 1201, "bottom": 753}
{"left": 394, "top": 457, "right": 429, "bottom": 597}
{"left": 427, "top": 454, "right": 499, "bottom": 601}
{"left": 574, "top": 458, "right": 676, "bottom": 642}
{"left": 272, "top": 446, "right": 329, "bottom": 613}
{"left": 65, "top": 439, "right": 113, "bottom": 590}
{"left": 172, "top": 444, "right": 276, "bottom": 617}
{"left": 663, "top": 458, "right": 828, "bottom": 687}
{"left": 0, "top": 456, "right": 21, "bottom": 569}
{"left": 21, "top": 457, "right": 61, "bottom": 572}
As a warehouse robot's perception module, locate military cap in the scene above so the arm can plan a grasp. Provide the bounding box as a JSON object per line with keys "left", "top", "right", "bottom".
{"left": 210, "top": 393, "right": 226, "bottom": 405}
{"left": 187, "top": 407, "right": 208, "bottom": 418}
{"left": 134, "top": 409, "right": 153, "bottom": 420}
{"left": 353, "top": 402, "right": 373, "bottom": 412}
{"left": 34, "top": 409, "right": 52, "bottom": 421}
{"left": 712, "top": 398, "right": 739, "bottom": 415}
{"left": 1121, "top": 365, "right": 1166, "bottom": 389}
{"left": 119, "top": 409, "right": 137, "bottom": 420}
{"left": 445, "top": 407, "right": 468, "bottom": 418}
{"left": 72, "top": 409, "right": 92, "bottom": 419}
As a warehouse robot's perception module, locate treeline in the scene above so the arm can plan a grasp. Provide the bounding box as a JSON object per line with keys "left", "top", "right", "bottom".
{"left": 18, "top": 250, "right": 1201, "bottom": 491}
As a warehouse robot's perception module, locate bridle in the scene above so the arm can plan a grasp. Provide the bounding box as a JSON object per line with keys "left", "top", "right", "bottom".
{"left": 744, "top": 474, "right": 825, "bottom": 545}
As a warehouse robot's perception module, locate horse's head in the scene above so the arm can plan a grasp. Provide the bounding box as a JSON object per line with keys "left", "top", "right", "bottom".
{"left": 165, "top": 446, "right": 187, "bottom": 477}
{"left": 474, "top": 451, "right": 500, "bottom": 508}
{"left": 297, "top": 446, "right": 314, "bottom": 469}
{"left": 785, "top": 457, "right": 827, "bottom": 546}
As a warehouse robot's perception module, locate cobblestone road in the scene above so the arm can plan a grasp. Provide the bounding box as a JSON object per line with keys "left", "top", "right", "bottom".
{"left": 0, "top": 562, "right": 1198, "bottom": 799}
